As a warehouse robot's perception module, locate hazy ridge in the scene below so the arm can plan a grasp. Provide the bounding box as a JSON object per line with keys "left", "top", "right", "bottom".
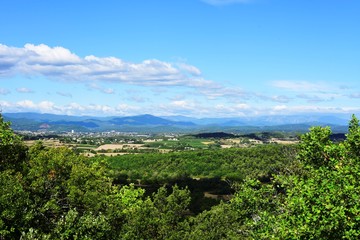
{"left": 3, "top": 112, "right": 350, "bottom": 133}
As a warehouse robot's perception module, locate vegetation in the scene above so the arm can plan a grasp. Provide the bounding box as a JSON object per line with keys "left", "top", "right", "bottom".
{"left": 1, "top": 113, "right": 360, "bottom": 239}
{"left": 191, "top": 132, "right": 236, "bottom": 138}
{"left": 101, "top": 144, "right": 297, "bottom": 182}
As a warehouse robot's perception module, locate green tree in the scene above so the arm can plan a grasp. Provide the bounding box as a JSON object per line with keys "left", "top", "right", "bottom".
{"left": 121, "top": 185, "right": 191, "bottom": 240}
{"left": 346, "top": 114, "right": 360, "bottom": 158}
{"left": 230, "top": 117, "right": 360, "bottom": 239}
{"left": 297, "top": 125, "right": 333, "bottom": 168}
{"left": 0, "top": 113, "right": 31, "bottom": 238}
{"left": 0, "top": 170, "right": 31, "bottom": 238}
{"left": 0, "top": 114, "right": 27, "bottom": 172}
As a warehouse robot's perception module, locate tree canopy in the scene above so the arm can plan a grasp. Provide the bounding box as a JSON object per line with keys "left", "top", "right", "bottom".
{"left": 1, "top": 113, "right": 360, "bottom": 239}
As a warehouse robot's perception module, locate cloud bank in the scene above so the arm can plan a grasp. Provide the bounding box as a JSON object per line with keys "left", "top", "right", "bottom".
{"left": 1, "top": 99, "right": 359, "bottom": 118}
{"left": 1, "top": 43, "right": 356, "bottom": 117}
{"left": 0, "top": 43, "right": 211, "bottom": 88}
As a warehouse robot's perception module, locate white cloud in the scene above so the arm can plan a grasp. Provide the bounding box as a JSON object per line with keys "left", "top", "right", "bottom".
{"left": 86, "top": 104, "right": 113, "bottom": 113}
{"left": 15, "top": 100, "right": 58, "bottom": 113}
{"left": 176, "top": 63, "right": 202, "bottom": 76}
{"left": 171, "top": 100, "right": 191, "bottom": 108}
{"left": 38, "top": 101, "right": 56, "bottom": 111}
{"left": 66, "top": 102, "right": 85, "bottom": 112}
{"left": 0, "top": 43, "right": 265, "bottom": 103}
{"left": 23, "top": 43, "right": 81, "bottom": 65}
{"left": 156, "top": 100, "right": 203, "bottom": 116}
{"left": 16, "top": 87, "right": 34, "bottom": 93}
{"left": 155, "top": 100, "right": 252, "bottom": 117}
{"left": 0, "top": 100, "right": 11, "bottom": 108}
{"left": 211, "top": 103, "right": 250, "bottom": 116}
{"left": 0, "top": 44, "right": 26, "bottom": 76}
{"left": 272, "top": 105, "right": 287, "bottom": 111}
{"left": 2, "top": 98, "right": 360, "bottom": 117}
{"left": 16, "top": 100, "right": 36, "bottom": 109}
{"left": 0, "top": 43, "right": 212, "bottom": 89}
{"left": 1, "top": 100, "right": 139, "bottom": 116}
{"left": 201, "top": 0, "right": 251, "bottom": 6}
{"left": 268, "top": 105, "right": 360, "bottom": 115}
{"left": 61, "top": 102, "right": 142, "bottom": 116}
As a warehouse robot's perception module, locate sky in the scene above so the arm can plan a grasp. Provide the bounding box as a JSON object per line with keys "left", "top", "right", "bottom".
{"left": 0, "top": 0, "right": 359, "bottom": 118}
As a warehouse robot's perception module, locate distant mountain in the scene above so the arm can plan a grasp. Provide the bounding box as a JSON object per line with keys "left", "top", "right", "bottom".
{"left": 2, "top": 112, "right": 351, "bottom": 133}
{"left": 109, "top": 114, "right": 195, "bottom": 126}
{"left": 2, "top": 112, "right": 196, "bottom": 132}
{"left": 246, "top": 115, "right": 349, "bottom": 126}
{"left": 50, "top": 121, "right": 99, "bottom": 128}
{"left": 164, "top": 114, "right": 350, "bottom": 127}
{"left": 162, "top": 116, "right": 248, "bottom": 126}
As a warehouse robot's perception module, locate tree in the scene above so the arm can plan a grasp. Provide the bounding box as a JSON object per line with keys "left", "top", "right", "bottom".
{"left": 0, "top": 114, "right": 31, "bottom": 238}
{"left": 230, "top": 116, "right": 360, "bottom": 239}
{"left": 0, "top": 170, "right": 31, "bottom": 238}
{"left": 121, "top": 185, "right": 191, "bottom": 240}
{"left": 0, "top": 114, "right": 27, "bottom": 172}
{"left": 346, "top": 114, "right": 360, "bottom": 158}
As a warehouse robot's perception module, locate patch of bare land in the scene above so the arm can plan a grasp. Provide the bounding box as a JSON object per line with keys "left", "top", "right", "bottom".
{"left": 227, "top": 138, "right": 242, "bottom": 144}
{"left": 158, "top": 149, "right": 172, "bottom": 153}
{"left": 249, "top": 139, "right": 263, "bottom": 144}
{"left": 24, "top": 139, "right": 64, "bottom": 148}
{"left": 220, "top": 145, "right": 232, "bottom": 149}
{"left": 95, "top": 143, "right": 145, "bottom": 151}
{"left": 143, "top": 139, "right": 162, "bottom": 143}
{"left": 83, "top": 152, "right": 137, "bottom": 157}
{"left": 269, "top": 138, "right": 299, "bottom": 144}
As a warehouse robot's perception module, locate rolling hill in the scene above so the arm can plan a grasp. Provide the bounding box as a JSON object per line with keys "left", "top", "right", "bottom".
{"left": 2, "top": 112, "right": 350, "bottom": 133}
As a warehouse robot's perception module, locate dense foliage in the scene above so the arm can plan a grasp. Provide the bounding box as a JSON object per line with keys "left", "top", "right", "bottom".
{"left": 101, "top": 144, "right": 297, "bottom": 183}
{"left": 227, "top": 115, "right": 360, "bottom": 239}
{"left": 1, "top": 113, "right": 360, "bottom": 239}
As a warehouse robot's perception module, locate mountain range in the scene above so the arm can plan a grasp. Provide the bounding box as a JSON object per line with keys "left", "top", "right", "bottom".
{"left": 2, "top": 112, "right": 352, "bottom": 133}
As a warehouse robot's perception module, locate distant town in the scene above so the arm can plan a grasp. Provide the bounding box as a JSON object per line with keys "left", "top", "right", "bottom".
{"left": 16, "top": 127, "right": 300, "bottom": 157}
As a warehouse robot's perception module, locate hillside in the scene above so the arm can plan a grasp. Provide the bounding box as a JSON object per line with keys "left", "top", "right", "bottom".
{"left": 3, "top": 112, "right": 349, "bottom": 133}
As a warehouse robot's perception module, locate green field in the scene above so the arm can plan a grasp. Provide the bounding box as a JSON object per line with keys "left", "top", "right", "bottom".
{"left": 144, "top": 137, "right": 212, "bottom": 150}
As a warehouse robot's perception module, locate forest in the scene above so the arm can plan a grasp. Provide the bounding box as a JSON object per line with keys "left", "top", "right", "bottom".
{"left": 1, "top": 113, "right": 360, "bottom": 239}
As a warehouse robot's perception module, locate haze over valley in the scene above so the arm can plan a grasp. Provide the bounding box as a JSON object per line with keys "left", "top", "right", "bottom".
{"left": 2, "top": 111, "right": 351, "bottom": 133}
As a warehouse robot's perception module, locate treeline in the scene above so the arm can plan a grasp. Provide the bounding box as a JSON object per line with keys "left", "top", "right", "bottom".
{"left": 1, "top": 114, "right": 360, "bottom": 239}
{"left": 94, "top": 145, "right": 297, "bottom": 214}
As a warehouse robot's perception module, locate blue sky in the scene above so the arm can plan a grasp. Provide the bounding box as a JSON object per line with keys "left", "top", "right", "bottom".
{"left": 0, "top": 0, "right": 359, "bottom": 117}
